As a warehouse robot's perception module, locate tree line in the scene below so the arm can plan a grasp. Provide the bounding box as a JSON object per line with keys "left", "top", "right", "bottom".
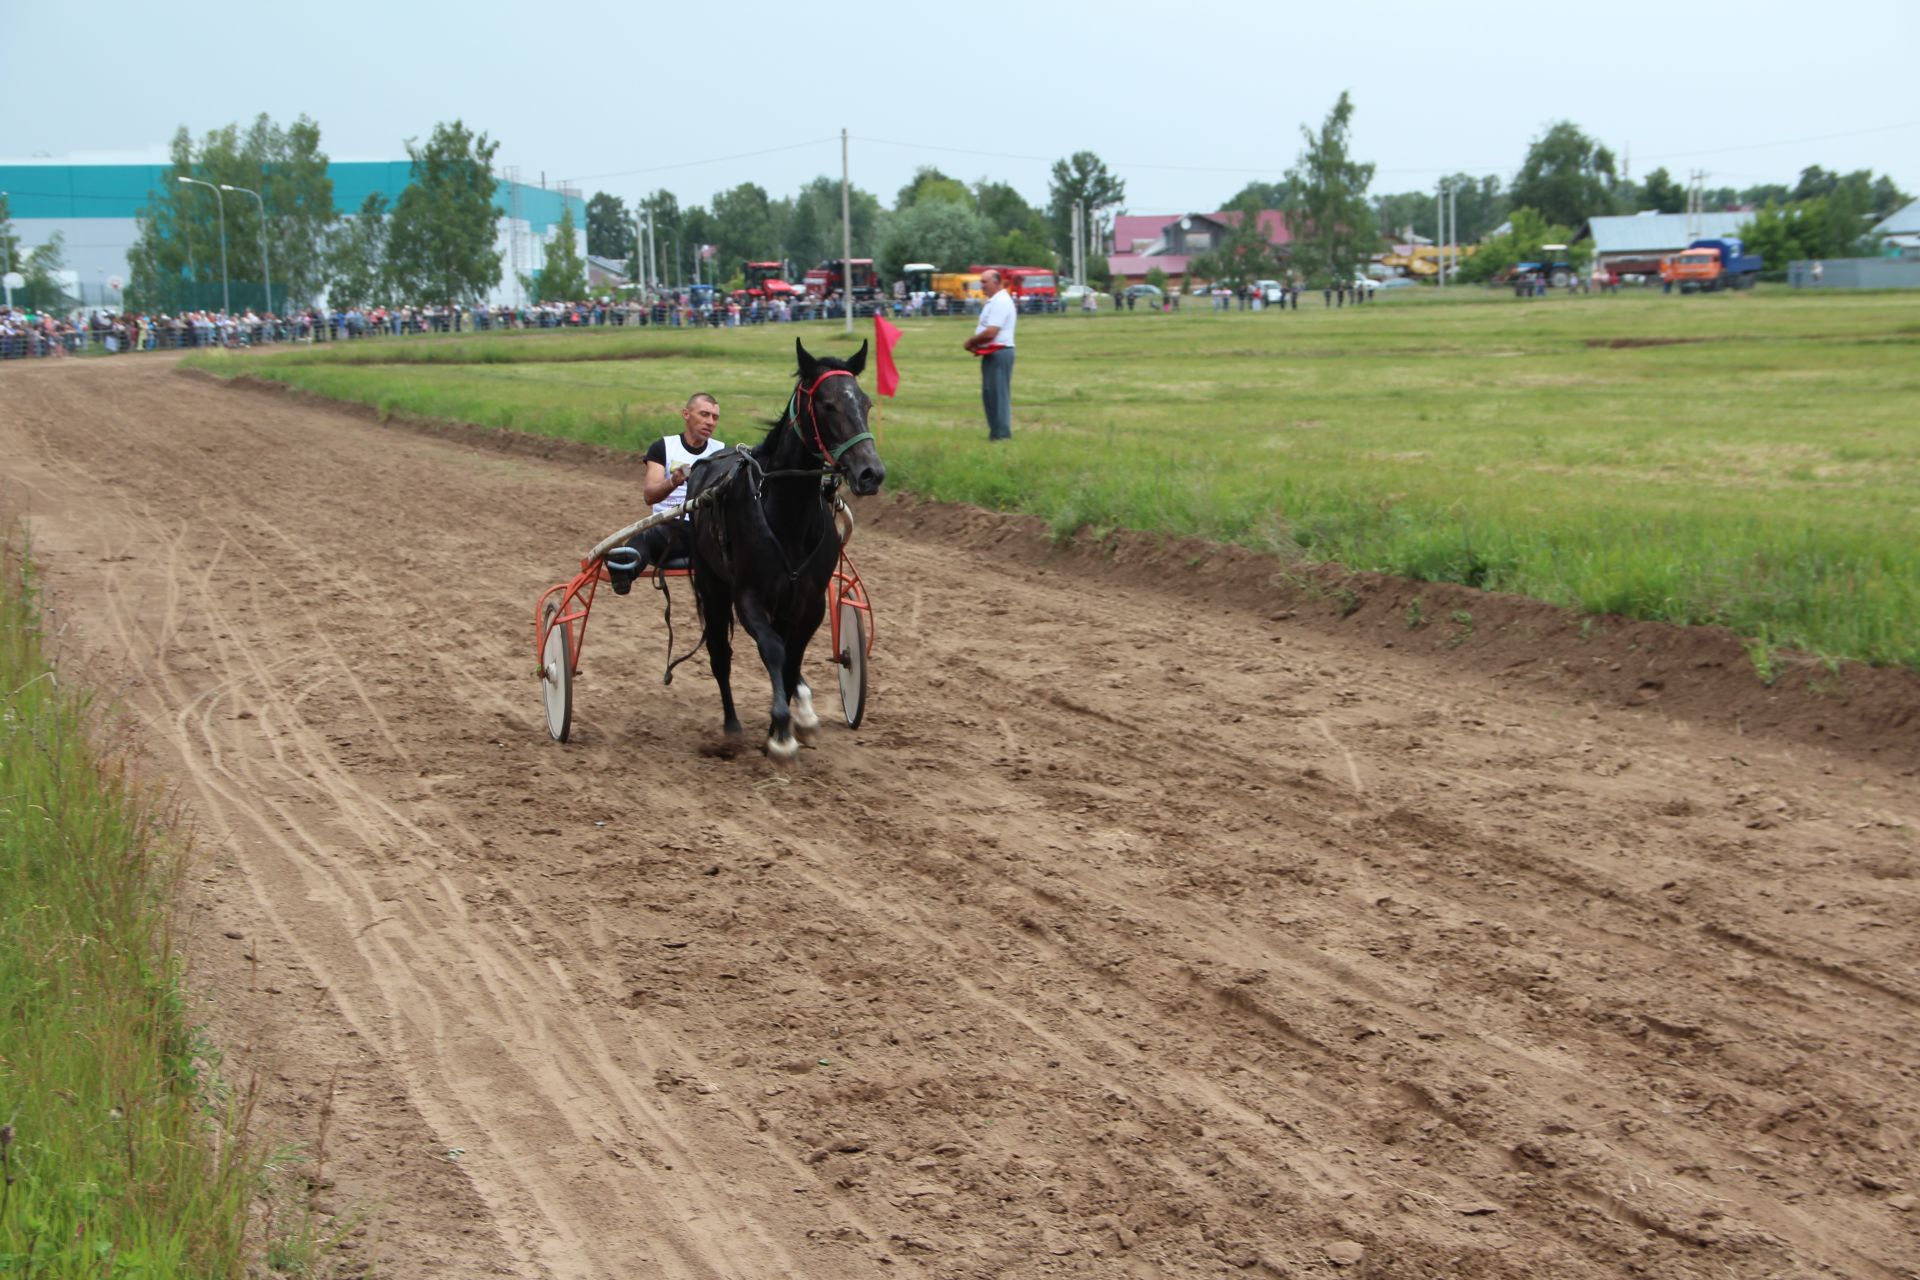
{"left": 104, "top": 111, "right": 1137, "bottom": 310}
{"left": 10, "top": 105, "right": 1909, "bottom": 315}
{"left": 119, "top": 116, "right": 509, "bottom": 312}
{"left": 1364, "top": 122, "right": 1908, "bottom": 281}
{"left": 585, "top": 152, "right": 1126, "bottom": 295}
{"left": 1203, "top": 116, "right": 1908, "bottom": 285}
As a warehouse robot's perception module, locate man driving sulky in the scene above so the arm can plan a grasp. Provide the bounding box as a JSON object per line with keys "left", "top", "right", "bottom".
{"left": 607, "top": 392, "right": 726, "bottom": 594}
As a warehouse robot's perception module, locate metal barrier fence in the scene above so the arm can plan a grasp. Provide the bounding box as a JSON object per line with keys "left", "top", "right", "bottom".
{"left": 1, "top": 294, "right": 1083, "bottom": 361}
{"left": 1786, "top": 258, "right": 1920, "bottom": 290}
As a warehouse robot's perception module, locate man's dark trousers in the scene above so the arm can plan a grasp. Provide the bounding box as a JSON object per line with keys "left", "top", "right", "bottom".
{"left": 981, "top": 348, "right": 1015, "bottom": 440}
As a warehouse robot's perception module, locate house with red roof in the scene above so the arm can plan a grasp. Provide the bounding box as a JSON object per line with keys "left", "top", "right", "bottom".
{"left": 1108, "top": 210, "right": 1291, "bottom": 286}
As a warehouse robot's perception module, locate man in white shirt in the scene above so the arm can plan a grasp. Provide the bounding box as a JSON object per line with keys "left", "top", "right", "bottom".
{"left": 608, "top": 393, "right": 726, "bottom": 594}
{"left": 963, "top": 268, "right": 1017, "bottom": 441}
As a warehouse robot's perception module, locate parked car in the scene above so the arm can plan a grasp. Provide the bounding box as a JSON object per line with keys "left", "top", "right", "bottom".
{"left": 1060, "top": 283, "right": 1109, "bottom": 305}
{"left": 1374, "top": 276, "right": 1415, "bottom": 290}
{"left": 1253, "top": 279, "right": 1285, "bottom": 303}
{"left": 1122, "top": 284, "right": 1164, "bottom": 301}
{"left": 1350, "top": 276, "right": 1379, "bottom": 293}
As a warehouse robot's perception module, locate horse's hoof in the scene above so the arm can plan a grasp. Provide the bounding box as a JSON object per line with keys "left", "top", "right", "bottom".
{"left": 791, "top": 686, "right": 820, "bottom": 733}
{"left": 765, "top": 733, "right": 800, "bottom": 761}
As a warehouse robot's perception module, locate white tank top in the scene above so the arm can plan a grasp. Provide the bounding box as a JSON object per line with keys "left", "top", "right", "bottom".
{"left": 655, "top": 434, "right": 725, "bottom": 515}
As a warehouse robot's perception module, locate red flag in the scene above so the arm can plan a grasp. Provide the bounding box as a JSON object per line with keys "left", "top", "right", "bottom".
{"left": 874, "top": 311, "right": 902, "bottom": 398}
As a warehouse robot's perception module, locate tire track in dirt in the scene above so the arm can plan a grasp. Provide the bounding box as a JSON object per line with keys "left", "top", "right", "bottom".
{"left": 3, "top": 356, "right": 1917, "bottom": 1279}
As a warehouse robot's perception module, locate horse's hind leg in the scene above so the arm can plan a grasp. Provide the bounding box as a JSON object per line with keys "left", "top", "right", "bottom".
{"left": 737, "top": 593, "right": 796, "bottom": 759}
{"left": 697, "top": 576, "right": 743, "bottom": 736}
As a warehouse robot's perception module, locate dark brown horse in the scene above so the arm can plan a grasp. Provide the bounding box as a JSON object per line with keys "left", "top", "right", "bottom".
{"left": 683, "top": 338, "right": 884, "bottom": 757}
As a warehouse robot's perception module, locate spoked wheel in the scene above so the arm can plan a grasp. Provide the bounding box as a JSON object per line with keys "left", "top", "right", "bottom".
{"left": 836, "top": 599, "right": 867, "bottom": 729}
{"left": 541, "top": 600, "right": 574, "bottom": 742}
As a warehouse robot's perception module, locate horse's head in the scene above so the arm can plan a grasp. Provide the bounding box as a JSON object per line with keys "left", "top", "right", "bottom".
{"left": 796, "top": 337, "right": 886, "bottom": 497}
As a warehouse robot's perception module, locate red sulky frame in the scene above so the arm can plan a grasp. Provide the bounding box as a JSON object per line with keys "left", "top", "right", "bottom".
{"left": 534, "top": 540, "right": 874, "bottom": 741}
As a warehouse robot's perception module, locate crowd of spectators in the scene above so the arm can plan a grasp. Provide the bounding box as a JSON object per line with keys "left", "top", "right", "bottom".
{"left": 1, "top": 305, "right": 296, "bottom": 358}
{"left": 2, "top": 285, "right": 1068, "bottom": 360}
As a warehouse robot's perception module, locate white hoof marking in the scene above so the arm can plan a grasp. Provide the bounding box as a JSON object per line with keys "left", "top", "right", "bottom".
{"left": 792, "top": 684, "right": 819, "bottom": 731}
{"left": 766, "top": 732, "right": 800, "bottom": 761}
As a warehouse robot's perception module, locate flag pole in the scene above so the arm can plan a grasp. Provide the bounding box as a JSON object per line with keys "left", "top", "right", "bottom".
{"left": 842, "top": 127, "right": 854, "bottom": 336}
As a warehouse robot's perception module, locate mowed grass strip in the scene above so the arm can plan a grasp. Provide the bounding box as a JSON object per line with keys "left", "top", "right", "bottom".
{"left": 0, "top": 538, "right": 259, "bottom": 1276}
{"left": 236, "top": 324, "right": 736, "bottom": 368}
{"left": 201, "top": 289, "right": 1920, "bottom": 669}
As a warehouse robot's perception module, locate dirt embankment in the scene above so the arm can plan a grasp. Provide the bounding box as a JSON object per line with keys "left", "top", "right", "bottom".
{"left": 4, "top": 355, "right": 1916, "bottom": 1279}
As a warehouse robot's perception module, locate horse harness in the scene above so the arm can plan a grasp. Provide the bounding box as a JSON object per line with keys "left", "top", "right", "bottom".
{"left": 656, "top": 370, "right": 865, "bottom": 681}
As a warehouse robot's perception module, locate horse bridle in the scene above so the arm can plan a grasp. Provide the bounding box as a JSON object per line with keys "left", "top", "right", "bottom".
{"left": 792, "top": 368, "right": 874, "bottom": 470}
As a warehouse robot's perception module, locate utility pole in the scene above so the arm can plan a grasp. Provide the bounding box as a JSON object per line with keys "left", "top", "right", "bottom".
{"left": 1071, "top": 201, "right": 1084, "bottom": 287}
{"left": 1070, "top": 203, "right": 1078, "bottom": 286}
{"left": 1449, "top": 183, "right": 1458, "bottom": 283}
{"left": 1436, "top": 181, "right": 1446, "bottom": 287}
{"left": 841, "top": 127, "right": 853, "bottom": 335}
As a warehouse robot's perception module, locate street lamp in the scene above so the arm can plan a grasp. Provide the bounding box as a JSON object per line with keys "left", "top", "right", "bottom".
{"left": 177, "top": 176, "right": 229, "bottom": 314}
{"left": 220, "top": 183, "right": 271, "bottom": 315}
{"left": 1, "top": 189, "right": 12, "bottom": 310}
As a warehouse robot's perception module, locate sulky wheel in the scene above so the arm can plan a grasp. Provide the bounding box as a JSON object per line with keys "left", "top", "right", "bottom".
{"left": 541, "top": 599, "right": 574, "bottom": 743}
{"left": 836, "top": 599, "right": 868, "bottom": 729}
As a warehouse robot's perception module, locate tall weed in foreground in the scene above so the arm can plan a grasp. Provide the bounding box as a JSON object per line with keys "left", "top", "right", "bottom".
{"left": 0, "top": 535, "right": 261, "bottom": 1277}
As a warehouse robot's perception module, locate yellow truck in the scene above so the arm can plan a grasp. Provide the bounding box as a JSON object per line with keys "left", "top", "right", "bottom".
{"left": 932, "top": 271, "right": 984, "bottom": 302}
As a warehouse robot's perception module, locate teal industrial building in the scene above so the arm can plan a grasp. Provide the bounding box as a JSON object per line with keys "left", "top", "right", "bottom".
{"left": 1, "top": 156, "right": 585, "bottom": 308}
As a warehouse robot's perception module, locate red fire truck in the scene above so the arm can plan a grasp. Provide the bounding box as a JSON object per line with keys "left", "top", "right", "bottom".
{"left": 803, "top": 258, "right": 881, "bottom": 300}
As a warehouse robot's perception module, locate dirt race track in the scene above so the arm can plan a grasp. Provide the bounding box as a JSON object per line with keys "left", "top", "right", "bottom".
{"left": 5, "top": 355, "right": 1919, "bottom": 1279}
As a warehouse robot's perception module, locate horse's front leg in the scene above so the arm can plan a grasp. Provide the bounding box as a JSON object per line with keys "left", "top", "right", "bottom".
{"left": 784, "top": 602, "right": 826, "bottom": 743}
{"left": 736, "top": 592, "right": 796, "bottom": 759}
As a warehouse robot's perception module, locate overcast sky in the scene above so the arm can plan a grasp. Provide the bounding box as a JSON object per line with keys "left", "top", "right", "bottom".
{"left": 6, "top": 0, "right": 1916, "bottom": 216}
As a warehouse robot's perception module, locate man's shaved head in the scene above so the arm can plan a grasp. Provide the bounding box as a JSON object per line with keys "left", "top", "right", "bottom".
{"left": 686, "top": 392, "right": 717, "bottom": 410}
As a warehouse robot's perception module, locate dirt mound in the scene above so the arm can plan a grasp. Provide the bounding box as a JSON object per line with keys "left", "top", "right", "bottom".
{"left": 5, "top": 355, "right": 1916, "bottom": 1280}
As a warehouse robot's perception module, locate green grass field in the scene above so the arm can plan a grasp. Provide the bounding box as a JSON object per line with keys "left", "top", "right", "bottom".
{"left": 194, "top": 288, "right": 1920, "bottom": 670}
{"left": 0, "top": 539, "right": 265, "bottom": 1277}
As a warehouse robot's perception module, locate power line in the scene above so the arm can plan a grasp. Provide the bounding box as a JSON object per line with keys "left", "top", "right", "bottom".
{"left": 1634, "top": 120, "right": 1920, "bottom": 162}
{"left": 558, "top": 137, "right": 839, "bottom": 185}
